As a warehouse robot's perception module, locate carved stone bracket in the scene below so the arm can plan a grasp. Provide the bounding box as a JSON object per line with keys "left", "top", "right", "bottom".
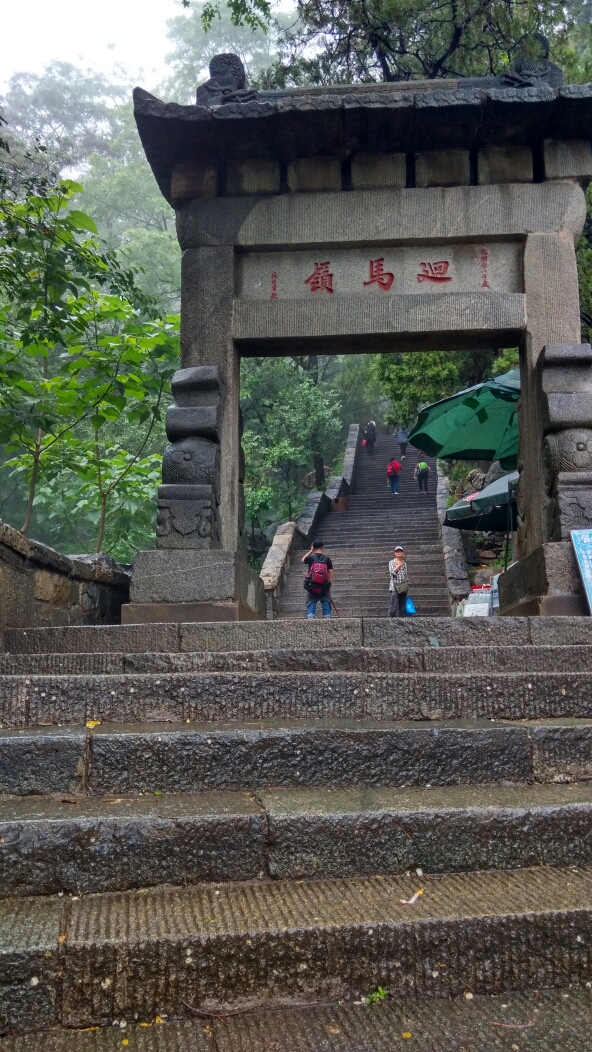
{"left": 540, "top": 344, "right": 592, "bottom": 539}
{"left": 157, "top": 365, "right": 225, "bottom": 550}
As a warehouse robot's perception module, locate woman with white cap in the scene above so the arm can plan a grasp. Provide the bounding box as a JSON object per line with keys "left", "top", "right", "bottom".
{"left": 388, "top": 546, "right": 408, "bottom": 617}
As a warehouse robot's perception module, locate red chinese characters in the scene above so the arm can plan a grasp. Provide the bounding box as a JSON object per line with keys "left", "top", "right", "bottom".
{"left": 363, "top": 257, "right": 394, "bottom": 291}
{"left": 417, "top": 261, "right": 452, "bottom": 283}
{"left": 305, "top": 261, "right": 334, "bottom": 294}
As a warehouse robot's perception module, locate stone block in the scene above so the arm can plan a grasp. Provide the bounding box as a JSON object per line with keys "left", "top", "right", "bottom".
{"left": 544, "top": 139, "right": 592, "bottom": 183}
{"left": 179, "top": 617, "right": 363, "bottom": 651}
{"left": 165, "top": 406, "right": 220, "bottom": 441}
{"left": 287, "top": 157, "right": 341, "bottom": 193}
{"left": 362, "top": 616, "right": 529, "bottom": 647}
{"left": 262, "top": 783, "right": 592, "bottom": 879}
{"left": 529, "top": 616, "right": 592, "bottom": 645}
{"left": 0, "top": 793, "right": 265, "bottom": 895}
{"left": 0, "top": 728, "right": 85, "bottom": 795}
{"left": 156, "top": 484, "right": 220, "bottom": 549}
{"left": 87, "top": 719, "right": 530, "bottom": 794}
{"left": 129, "top": 548, "right": 265, "bottom": 616}
{"left": 161, "top": 436, "right": 219, "bottom": 488}
{"left": 415, "top": 149, "right": 470, "bottom": 187}
{"left": 477, "top": 146, "right": 533, "bottom": 184}
{"left": 499, "top": 542, "right": 586, "bottom": 617}
{"left": 226, "top": 159, "right": 280, "bottom": 195}
{"left": 170, "top": 159, "right": 219, "bottom": 203}
{"left": 171, "top": 365, "right": 224, "bottom": 404}
{"left": 0, "top": 897, "right": 62, "bottom": 1034}
{"left": 350, "top": 153, "right": 406, "bottom": 190}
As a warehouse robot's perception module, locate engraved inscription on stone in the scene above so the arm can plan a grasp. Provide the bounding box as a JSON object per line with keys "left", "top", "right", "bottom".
{"left": 237, "top": 243, "right": 521, "bottom": 300}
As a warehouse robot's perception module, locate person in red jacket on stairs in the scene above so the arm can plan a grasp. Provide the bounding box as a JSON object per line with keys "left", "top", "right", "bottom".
{"left": 386, "top": 457, "right": 402, "bottom": 494}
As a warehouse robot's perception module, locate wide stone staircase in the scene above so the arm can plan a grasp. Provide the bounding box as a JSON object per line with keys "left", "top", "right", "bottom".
{"left": 2, "top": 615, "right": 592, "bottom": 1048}
{"left": 278, "top": 437, "right": 451, "bottom": 618}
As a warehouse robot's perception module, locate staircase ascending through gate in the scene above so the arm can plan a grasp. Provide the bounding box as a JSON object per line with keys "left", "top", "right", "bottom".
{"left": 3, "top": 615, "right": 592, "bottom": 1048}
{"left": 278, "top": 435, "right": 451, "bottom": 618}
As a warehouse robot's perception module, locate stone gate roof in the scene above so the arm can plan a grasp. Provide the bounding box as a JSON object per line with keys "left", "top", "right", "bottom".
{"left": 134, "top": 75, "right": 592, "bottom": 205}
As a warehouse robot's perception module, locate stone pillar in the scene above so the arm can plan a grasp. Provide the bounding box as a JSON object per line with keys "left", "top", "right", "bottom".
{"left": 500, "top": 343, "right": 592, "bottom": 616}
{"left": 122, "top": 248, "right": 265, "bottom": 622}
{"left": 519, "top": 232, "right": 582, "bottom": 556}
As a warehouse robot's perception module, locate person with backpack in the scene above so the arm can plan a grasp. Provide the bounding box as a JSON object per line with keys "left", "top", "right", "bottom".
{"left": 414, "top": 459, "right": 430, "bottom": 494}
{"left": 363, "top": 421, "right": 377, "bottom": 455}
{"left": 301, "top": 538, "right": 334, "bottom": 618}
{"left": 396, "top": 427, "right": 410, "bottom": 458}
{"left": 388, "top": 545, "right": 408, "bottom": 617}
{"left": 386, "top": 456, "right": 402, "bottom": 494}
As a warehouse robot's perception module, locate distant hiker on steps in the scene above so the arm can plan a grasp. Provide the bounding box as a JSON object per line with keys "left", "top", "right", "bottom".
{"left": 414, "top": 458, "right": 430, "bottom": 494}
{"left": 388, "top": 545, "right": 408, "bottom": 618}
{"left": 363, "top": 420, "right": 377, "bottom": 455}
{"left": 396, "top": 426, "right": 410, "bottom": 458}
{"left": 302, "top": 538, "right": 334, "bottom": 618}
{"left": 386, "top": 456, "right": 402, "bottom": 494}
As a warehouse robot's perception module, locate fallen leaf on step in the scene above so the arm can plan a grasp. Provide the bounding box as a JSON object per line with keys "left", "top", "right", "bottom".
{"left": 326, "top": 1027, "right": 340, "bottom": 1034}
{"left": 61, "top": 797, "right": 78, "bottom": 805}
{"left": 491, "top": 1019, "right": 536, "bottom": 1029}
{"left": 400, "top": 890, "right": 423, "bottom": 905}
{"left": 402, "top": 1032, "right": 413, "bottom": 1039}
{"left": 86, "top": 720, "right": 101, "bottom": 729}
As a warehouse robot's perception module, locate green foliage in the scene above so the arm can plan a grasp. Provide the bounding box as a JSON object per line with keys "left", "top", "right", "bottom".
{"left": 373, "top": 351, "right": 461, "bottom": 427}
{"left": 260, "top": 0, "right": 578, "bottom": 87}
{"left": 241, "top": 356, "right": 342, "bottom": 524}
{"left": 0, "top": 177, "right": 178, "bottom": 554}
{"left": 491, "top": 347, "right": 520, "bottom": 375}
{"left": 365, "top": 986, "right": 388, "bottom": 1005}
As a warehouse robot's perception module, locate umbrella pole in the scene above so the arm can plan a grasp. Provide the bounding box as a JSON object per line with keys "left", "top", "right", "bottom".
{"left": 504, "top": 497, "right": 511, "bottom": 571}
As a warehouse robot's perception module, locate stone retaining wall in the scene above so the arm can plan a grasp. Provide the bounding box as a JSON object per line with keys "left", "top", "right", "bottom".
{"left": 436, "top": 468, "right": 471, "bottom": 613}
{"left": 260, "top": 424, "right": 361, "bottom": 618}
{"left": 0, "top": 521, "right": 130, "bottom": 630}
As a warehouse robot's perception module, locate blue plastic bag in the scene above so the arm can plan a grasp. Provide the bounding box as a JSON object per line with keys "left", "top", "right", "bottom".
{"left": 406, "top": 595, "right": 416, "bottom": 615}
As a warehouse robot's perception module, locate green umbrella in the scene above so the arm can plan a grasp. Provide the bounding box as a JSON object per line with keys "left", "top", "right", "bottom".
{"left": 444, "top": 470, "right": 519, "bottom": 531}
{"left": 470, "top": 470, "right": 519, "bottom": 512}
{"left": 409, "top": 370, "right": 520, "bottom": 469}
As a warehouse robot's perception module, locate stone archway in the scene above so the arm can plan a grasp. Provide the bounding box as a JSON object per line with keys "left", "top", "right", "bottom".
{"left": 123, "top": 56, "right": 592, "bottom": 622}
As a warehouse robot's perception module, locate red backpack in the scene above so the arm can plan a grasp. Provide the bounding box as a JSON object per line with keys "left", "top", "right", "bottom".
{"left": 305, "top": 560, "right": 330, "bottom": 596}
{"left": 387, "top": 460, "right": 401, "bottom": 477}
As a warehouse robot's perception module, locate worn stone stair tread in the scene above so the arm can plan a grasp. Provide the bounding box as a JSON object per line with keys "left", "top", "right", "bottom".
{"left": 10, "top": 776, "right": 592, "bottom": 895}
{"left": 4, "top": 667, "right": 592, "bottom": 728}
{"left": 5, "top": 715, "right": 592, "bottom": 797}
{"left": 9, "top": 641, "right": 592, "bottom": 676}
{"left": 2, "top": 988, "right": 592, "bottom": 1050}
{"left": 3, "top": 865, "right": 592, "bottom": 1031}
{"left": 6, "top": 616, "right": 592, "bottom": 655}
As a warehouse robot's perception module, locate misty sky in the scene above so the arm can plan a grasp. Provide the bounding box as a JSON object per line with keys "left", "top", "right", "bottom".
{"left": 3, "top": 0, "right": 183, "bottom": 90}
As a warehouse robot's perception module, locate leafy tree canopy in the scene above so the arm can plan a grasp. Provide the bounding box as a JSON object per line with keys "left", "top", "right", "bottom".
{"left": 260, "top": 0, "right": 591, "bottom": 87}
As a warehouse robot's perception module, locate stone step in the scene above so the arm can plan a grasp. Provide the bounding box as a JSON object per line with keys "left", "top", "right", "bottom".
{"left": 2, "top": 668, "right": 592, "bottom": 728}
{"left": 6, "top": 780, "right": 592, "bottom": 896}
{"left": 2, "top": 989, "right": 588, "bottom": 1051}
{"left": 2, "top": 865, "right": 592, "bottom": 1033}
{"left": 5, "top": 714, "right": 592, "bottom": 796}
{"left": 4, "top": 643, "right": 592, "bottom": 677}
{"left": 4, "top": 616, "right": 587, "bottom": 656}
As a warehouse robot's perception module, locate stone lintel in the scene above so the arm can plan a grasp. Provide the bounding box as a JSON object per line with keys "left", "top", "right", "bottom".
{"left": 177, "top": 182, "right": 586, "bottom": 250}
{"left": 232, "top": 292, "right": 526, "bottom": 349}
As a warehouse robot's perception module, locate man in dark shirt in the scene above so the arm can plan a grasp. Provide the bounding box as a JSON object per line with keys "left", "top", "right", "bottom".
{"left": 301, "top": 538, "right": 334, "bottom": 618}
